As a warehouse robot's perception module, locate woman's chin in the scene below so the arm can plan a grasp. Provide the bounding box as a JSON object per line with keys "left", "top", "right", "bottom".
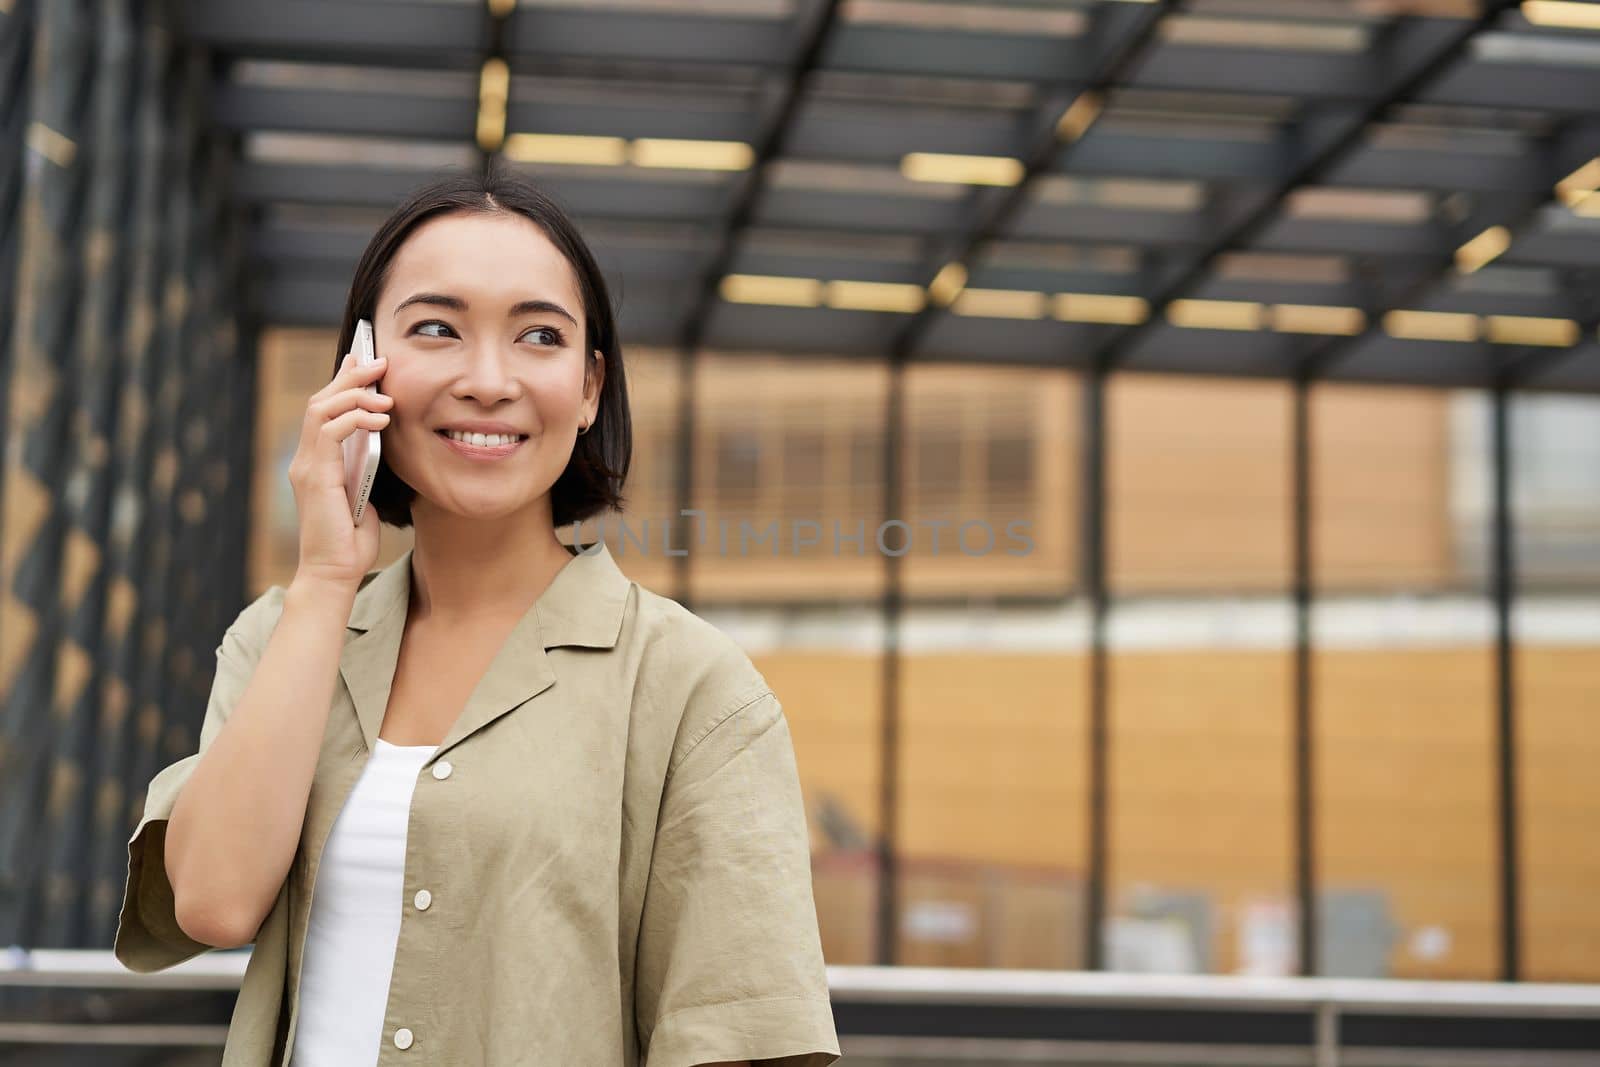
{"left": 419, "top": 491, "right": 531, "bottom": 523}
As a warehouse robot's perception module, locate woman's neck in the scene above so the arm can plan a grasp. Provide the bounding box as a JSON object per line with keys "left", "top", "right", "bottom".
{"left": 406, "top": 506, "right": 574, "bottom": 624}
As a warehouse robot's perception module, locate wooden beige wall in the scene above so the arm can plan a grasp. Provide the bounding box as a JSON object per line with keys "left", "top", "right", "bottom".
{"left": 769, "top": 645, "right": 1599, "bottom": 981}
{"left": 1516, "top": 644, "right": 1600, "bottom": 981}
{"left": 1106, "top": 377, "right": 1455, "bottom": 592}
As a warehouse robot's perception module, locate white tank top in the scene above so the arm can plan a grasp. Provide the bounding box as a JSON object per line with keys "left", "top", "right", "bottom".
{"left": 289, "top": 738, "right": 437, "bottom": 1067}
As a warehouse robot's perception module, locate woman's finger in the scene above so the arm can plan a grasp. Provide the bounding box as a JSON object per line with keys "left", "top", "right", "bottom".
{"left": 316, "top": 406, "right": 390, "bottom": 446}
{"left": 307, "top": 385, "right": 394, "bottom": 424}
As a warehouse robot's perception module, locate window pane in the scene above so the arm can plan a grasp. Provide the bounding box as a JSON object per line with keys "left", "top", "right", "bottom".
{"left": 1313, "top": 385, "right": 1458, "bottom": 590}
{"left": 691, "top": 351, "right": 890, "bottom": 963}
{"left": 897, "top": 365, "right": 1087, "bottom": 969}
{"left": 689, "top": 351, "right": 888, "bottom": 601}
{"left": 1106, "top": 375, "right": 1294, "bottom": 975}
{"left": 1108, "top": 374, "right": 1291, "bottom": 592}
{"left": 582, "top": 345, "right": 681, "bottom": 593}
{"left": 1312, "top": 384, "right": 1496, "bottom": 980}
{"left": 713, "top": 427, "right": 762, "bottom": 497}
{"left": 1512, "top": 393, "right": 1600, "bottom": 981}
{"left": 902, "top": 365, "right": 1075, "bottom": 599}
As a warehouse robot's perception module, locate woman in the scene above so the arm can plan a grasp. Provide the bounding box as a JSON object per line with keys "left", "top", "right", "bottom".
{"left": 114, "top": 170, "right": 841, "bottom": 1067}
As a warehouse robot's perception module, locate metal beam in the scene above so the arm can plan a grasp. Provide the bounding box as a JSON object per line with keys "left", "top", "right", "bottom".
{"left": 214, "top": 79, "right": 1563, "bottom": 202}
{"left": 507, "top": 5, "right": 791, "bottom": 68}
{"left": 1489, "top": 371, "right": 1520, "bottom": 982}
{"left": 671, "top": 0, "right": 845, "bottom": 452}
{"left": 1081, "top": 366, "right": 1109, "bottom": 973}
{"left": 1296, "top": 124, "right": 1600, "bottom": 381}
{"left": 230, "top": 155, "right": 1600, "bottom": 273}
{"left": 1290, "top": 374, "right": 1316, "bottom": 977}
{"left": 179, "top": 0, "right": 483, "bottom": 69}
{"left": 890, "top": 0, "right": 1175, "bottom": 361}
{"left": 214, "top": 83, "right": 474, "bottom": 141}
{"left": 188, "top": 0, "right": 1600, "bottom": 118}
{"left": 1082, "top": 4, "right": 1518, "bottom": 375}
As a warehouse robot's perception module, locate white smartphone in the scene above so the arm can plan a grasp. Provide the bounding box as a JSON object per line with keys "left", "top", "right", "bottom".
{"left": 341, "top": 318, "right": 383, "bottom": 523}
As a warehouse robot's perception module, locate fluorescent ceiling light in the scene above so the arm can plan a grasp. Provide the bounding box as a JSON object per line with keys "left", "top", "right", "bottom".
{"left": 476, "top": 58, "right": 509, "bottom": 153}
{"left": 1485, "top": 315, "right": 1579, "bottom": 346}
{"left": 1052, "top": 292, "right": 1148, "bottom": 325}
{"left": 503, "top": 133, "right": 628, "bottom": 166}
{"left": 1522, "top": 1, "right": 1600, "bottom": 30}
{"left": 1382, "top": 310, "right": 1481, "bottom": 342}
{"left": 927, "top": 262, "right": 968, "bottom": 306}
{"left": 500, "top": 134, "right": 752, "bottom": 170}
{"left": 1455, "top": 226, "right": 1511, "bottom": 274}
{"left": 1573, "top": 194, "right": 1600, "bottom": 217}
{"left": 631, "top": 138, "right": 753, "bottom": 171}
{"left": 824, "top": 280, "right": 926, "bottom": 314}
{"left": 901, "top": 152, "right": 1025, "bottom": 187}
{"left": 1556, "top": 156, "right": 1600, "bottom": 206}
{"left": 720, "top": 274, "right": 823, "bottom": 307}
{"left": 1056, "top": 91, "right": 1103, "bottom": 142}
{"left": 951, "top": 288, "right": 1047, "bottom": 318}
{"left": 1167, "top": 299, "right": 1264, "bottom": 331}
{"left": 1270, "top": 304, "right": 1366, "bottom": 336}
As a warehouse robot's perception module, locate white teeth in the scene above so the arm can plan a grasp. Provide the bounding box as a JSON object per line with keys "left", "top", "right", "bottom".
{"left": 444, "top": 430, "right": 523, "bottom": 447}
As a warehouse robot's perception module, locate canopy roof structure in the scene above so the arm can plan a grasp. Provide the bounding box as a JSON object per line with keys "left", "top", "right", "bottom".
{"left": 188, "top": 0, "right": 1600, "bottom": 392}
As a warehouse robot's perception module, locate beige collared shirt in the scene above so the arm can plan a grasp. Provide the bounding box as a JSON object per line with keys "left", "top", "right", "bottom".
{"left": 115, "top": 542, "right": 840, "bottom": 1067}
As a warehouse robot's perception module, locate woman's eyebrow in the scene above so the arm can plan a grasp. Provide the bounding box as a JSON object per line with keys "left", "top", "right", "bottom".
{"left": 393, "top": 292, "right": 578, "bottom": 326}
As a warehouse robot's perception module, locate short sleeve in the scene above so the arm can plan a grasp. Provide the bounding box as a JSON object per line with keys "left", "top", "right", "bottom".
{"left": 634, "top": 689, "right": 840, "bottom": 1067}
{"left": 113, "top": 585, "right": 286, "bottom": 973}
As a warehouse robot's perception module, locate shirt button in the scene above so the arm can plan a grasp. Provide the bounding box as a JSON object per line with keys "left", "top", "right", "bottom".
{"left": 432, "top": 760, "right": 452, "bottom": 781}
{"left": 414, "top": 889, "right": 432, "bottom": 911}
{"left": 393, "top": 1028, "right": 414, "bottom": 1050}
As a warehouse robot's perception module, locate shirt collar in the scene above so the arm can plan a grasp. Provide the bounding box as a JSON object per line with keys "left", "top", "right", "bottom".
{"left": 345, "top": 539, "right": 632, "bottom": 651}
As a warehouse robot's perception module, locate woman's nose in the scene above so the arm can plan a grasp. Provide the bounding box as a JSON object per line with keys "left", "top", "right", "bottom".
{"left": 452, "top": 344, "right": 521, "bottom": 402}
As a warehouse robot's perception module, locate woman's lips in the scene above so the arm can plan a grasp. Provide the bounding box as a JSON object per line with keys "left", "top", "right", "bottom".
{"left": 435, "top": 430, "right": 526, "bottom": 459}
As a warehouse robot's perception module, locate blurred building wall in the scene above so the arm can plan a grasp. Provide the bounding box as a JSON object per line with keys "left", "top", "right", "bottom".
{"left": 0, "top": 0, "right": 254, "bottom": 949}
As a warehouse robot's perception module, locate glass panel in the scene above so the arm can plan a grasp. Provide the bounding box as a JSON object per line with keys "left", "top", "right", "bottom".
{"left": 1511, "top": 393, "right": 1600, "bottom": 981}
{"left": 689, "top": 351, "right": 891, "bottom": 965}
{"left": 896, "top": 365, "right": 1086, "bottom": 969}
{"left": 901, "top": 365, "right": 1075, "bottom": 599}
{"left": 1312, "top": 385, "right": 1461, "bottom": 590}
{"left": 591, "top": 344, "right": 681, "bottom": 593}
{"left": 1105, "top": 374, "right": 1295, "bottom": 975}
{"left": 745, "top": 642, "right": 884, "bottom": 968}
{"left": 1108, "top": 374, "right": 1292, "bottom": 592}
{"left": 1311, "top": 384, "right": 1496, "bottom": 980}
{"left": 688, "top": 351, "right": 889, "bottom": 602}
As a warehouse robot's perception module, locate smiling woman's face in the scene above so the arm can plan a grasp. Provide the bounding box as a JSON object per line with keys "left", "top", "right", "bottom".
{"left": 372, "top": 210, "right": 602, "bottom": 523}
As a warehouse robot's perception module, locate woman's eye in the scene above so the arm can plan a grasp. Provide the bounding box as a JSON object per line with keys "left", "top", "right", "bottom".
{"left": 522, "top": 326, "right": 565, "bottom": 347}
{"left": 411, "top": 320, "right": 455, "bottom": 339}
{"left": 408, "top": 321, "right": 563, "bottom": 346}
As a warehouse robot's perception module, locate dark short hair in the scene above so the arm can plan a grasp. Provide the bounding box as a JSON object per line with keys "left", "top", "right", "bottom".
{"left": 333, "top": 166, "right": 630, "bottom": 529}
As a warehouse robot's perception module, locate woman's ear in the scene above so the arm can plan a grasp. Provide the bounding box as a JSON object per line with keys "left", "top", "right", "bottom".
{"left": 584, "top": 349, "right": 606, "bottom": 418}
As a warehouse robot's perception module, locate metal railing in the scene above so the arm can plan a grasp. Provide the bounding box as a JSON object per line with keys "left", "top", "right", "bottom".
{"left": 3, "top": 950, "right": 1598, "bottom": 1064}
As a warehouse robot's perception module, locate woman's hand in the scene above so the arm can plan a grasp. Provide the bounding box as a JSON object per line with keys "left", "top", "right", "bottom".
{"left": 287, "top": 349, "right": 394, "bottom": 591}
